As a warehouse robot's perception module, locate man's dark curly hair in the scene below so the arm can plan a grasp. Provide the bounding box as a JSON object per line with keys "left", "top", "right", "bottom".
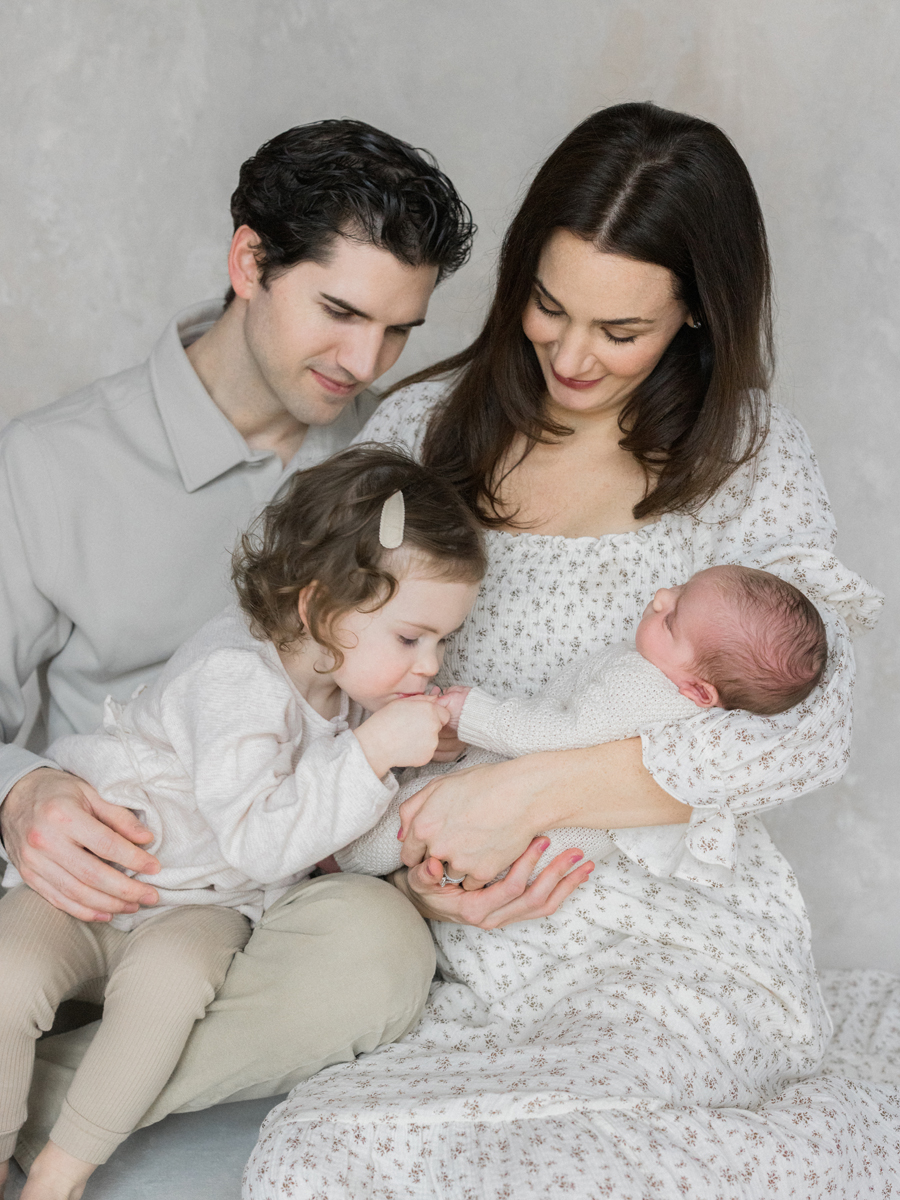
{"left": 224, "top": 118, "right": 475, "bottom": 304}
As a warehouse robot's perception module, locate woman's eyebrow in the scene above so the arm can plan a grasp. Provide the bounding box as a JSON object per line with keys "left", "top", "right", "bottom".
{"left": 533, "top": 277, "right": 653, "bottom": 327}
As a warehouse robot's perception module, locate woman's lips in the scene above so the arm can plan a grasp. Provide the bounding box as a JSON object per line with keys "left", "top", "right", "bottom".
{"left": 550, "top": 365, "right": 604, "bottom": 391}
{"left": 309, "top": 367, "right": 357, "bottom": 395}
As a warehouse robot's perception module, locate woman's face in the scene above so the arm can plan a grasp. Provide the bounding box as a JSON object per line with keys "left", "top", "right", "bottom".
{"left": 521, "top": 229, "right": 691, "bottom": 420}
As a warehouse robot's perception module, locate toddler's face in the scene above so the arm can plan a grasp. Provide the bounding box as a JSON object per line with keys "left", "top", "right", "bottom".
{"left": 327, "top": 571, "right": 479, "bottom": 712}
{"left": 635, "top": 571, "right": 730, "bottom": 697}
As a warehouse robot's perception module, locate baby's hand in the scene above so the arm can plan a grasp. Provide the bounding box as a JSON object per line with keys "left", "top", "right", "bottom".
{"left": 436, "top": 686, "right": 470, "bottom": 733}
{"left": 354, "top": 695, "right": 449, "bottom": 778}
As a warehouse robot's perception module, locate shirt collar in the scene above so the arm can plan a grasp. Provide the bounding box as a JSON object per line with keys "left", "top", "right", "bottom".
{"left": 149, "top": 300, "right": 273, "bottom": 493}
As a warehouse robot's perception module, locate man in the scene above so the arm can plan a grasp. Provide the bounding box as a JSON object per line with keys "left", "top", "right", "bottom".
{"left": 0, "top": 118, "right": 474, "bottom": 1165}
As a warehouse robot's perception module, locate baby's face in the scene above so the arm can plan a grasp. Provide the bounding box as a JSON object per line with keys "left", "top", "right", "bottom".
{"left": 635, "top": 571, "right": 730, "bottom": 698}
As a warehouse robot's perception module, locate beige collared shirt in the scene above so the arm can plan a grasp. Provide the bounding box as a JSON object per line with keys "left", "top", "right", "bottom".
{"left": 0, "top": 300, "right": 378, "bottom": 809}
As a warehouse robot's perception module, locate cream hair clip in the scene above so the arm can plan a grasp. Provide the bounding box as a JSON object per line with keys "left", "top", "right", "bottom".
{"left": 378, "top": 490, "right": 405, "bottom": 549}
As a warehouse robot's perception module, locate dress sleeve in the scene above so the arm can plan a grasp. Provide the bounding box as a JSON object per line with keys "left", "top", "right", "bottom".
{"left": 351, "top": 381, "right": 449, "bottom": 461}
{"left": 632, "top": 405, "right": 884, "bottom": 883}
{"left": 158, "top": 651, "right": 397, "bottom": 882}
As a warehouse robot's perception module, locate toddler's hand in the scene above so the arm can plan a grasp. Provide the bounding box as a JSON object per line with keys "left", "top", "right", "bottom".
{"left": 436, "top": 686, "right": 470, "bottom": 733}
{"left": 354, "top": 695, "right": 449, "bottom": 778}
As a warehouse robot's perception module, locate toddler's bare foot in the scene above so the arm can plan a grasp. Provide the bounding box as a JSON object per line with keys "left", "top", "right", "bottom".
{"left": 0, "top": 1157, "right": 9, "bottom": 1197}
{"left": 20, "top": 1142, "right": 96, "bottom": 1200}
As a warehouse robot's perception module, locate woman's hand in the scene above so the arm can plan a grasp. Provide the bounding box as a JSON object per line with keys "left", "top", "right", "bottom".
{"left": 399, "top": 757, "right": 543, "bottom": 888}
{"left": 391, "top": 837, "right": 594, "bottom": 930}
{"left": 0, "top": 767, "right": 160, "bottom": 921}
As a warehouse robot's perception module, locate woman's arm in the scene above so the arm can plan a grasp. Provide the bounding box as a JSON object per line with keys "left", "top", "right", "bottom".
{"left": 399, "top": 740, "right": 689, "bottom": 887}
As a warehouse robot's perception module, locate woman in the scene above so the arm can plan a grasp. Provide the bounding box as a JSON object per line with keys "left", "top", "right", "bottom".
{"left": 244, "top": 104, "right": 897, "bottom": 1197}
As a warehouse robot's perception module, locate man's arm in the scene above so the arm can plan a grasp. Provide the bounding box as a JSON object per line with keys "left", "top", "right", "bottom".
{"left": 0, "top": 425, "right": 159, "bottom": 919}
{"left": 0, "top": 427, "right": 72, "bottom": 805}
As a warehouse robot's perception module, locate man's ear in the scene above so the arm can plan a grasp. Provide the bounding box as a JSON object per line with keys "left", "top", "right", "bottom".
{"left": 227, "top": 225, "right": 263, "bottom": 302}
{"left": 677, "top": 678, "right": 720, "bottom": 709}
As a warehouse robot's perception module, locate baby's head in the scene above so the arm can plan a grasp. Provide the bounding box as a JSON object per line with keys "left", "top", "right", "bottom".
{"left": 233, "top": 445, "right": 486, "bottom": 709}
{"left": 635, "top": 565, "right": 827, "bottom": 716}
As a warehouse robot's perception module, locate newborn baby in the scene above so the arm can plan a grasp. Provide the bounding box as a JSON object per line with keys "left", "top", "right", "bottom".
{"left": 337, "top": 565, "right": 827, "bottom": 879}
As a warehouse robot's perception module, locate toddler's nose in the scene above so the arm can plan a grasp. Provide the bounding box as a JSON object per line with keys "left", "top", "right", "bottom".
{"left": 413, "top": 649, "right": 440, "bottom": 678}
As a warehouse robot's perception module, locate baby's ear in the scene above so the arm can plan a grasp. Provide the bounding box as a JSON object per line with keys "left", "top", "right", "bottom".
{"left": 678, "top": 679, "right": 720, "bottom": 709}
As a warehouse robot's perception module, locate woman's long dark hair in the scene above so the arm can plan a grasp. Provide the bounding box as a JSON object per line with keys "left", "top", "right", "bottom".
{"left": 400, "top": 102, "right": 773, "bottom": 524}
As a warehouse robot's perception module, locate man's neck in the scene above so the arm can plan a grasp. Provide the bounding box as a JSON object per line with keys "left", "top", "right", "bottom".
{"left": 185, "top": 301, "right": 307, "bottom": 467}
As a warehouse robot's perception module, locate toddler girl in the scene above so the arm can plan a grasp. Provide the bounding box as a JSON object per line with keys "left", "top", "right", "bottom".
{"left": 0, "top": 445, "right": 485, "bottom": 1200}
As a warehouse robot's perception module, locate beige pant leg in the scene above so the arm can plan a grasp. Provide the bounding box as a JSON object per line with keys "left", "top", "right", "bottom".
{"left": 16, "top": 872, "right": 434, "bottom": 1166}
{"left": 49, "top": 905, "right": 250, "bottom": 1165}
{"left": 0, "top": 886, "right": 109, "bottom": 1161}
{"left": 138, "top": 873, "right": 435, "bottom": 1118}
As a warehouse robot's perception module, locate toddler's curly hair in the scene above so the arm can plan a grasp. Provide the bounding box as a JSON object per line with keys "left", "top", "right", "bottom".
{"left": 233, "top": 445, "right": 486, "bottom": 666}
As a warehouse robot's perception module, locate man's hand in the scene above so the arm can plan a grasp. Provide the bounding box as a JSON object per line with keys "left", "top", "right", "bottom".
{"left": 353, "top": 695, "right": 450, "bottom": 778}
{"left": 391, "top": 837, "right": 594, "bottom": 930}
{"left": 1, "top": 767, "right": 160, "bottom": 921}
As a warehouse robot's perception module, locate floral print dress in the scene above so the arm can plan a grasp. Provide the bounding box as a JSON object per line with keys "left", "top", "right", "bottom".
{"left": 244, "top": 385, "right": 899, "bottom": 1199}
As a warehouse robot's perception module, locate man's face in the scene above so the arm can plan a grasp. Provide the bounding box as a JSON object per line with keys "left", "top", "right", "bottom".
{"left": 239, "top": 233, "right": 438, "bottom": 427}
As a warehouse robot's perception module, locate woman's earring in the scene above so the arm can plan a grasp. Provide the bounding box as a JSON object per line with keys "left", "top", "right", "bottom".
{"left": 691, "top": 314, "right": 703, "bottom": 329}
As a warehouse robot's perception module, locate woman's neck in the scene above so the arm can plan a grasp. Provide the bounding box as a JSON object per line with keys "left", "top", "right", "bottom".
{"left": 495, "top": 401, "right": 657, "bottom": 539}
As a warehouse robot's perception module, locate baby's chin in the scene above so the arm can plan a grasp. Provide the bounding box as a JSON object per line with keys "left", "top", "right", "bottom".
{"left": 634, "top": 621, "right": 649, "bottom": 657}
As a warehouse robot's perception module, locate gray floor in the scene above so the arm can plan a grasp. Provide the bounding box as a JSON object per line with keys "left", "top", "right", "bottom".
{"left": 6, "top": 1096, "right": 282, "bottom": 1199}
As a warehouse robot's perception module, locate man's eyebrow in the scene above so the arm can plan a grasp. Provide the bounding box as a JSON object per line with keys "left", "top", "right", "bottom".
{"left": 533, "top": 277, "right": 654, "bottom": 327}
{"left": 319, "top": 293, "right": 426, "bottom": 329}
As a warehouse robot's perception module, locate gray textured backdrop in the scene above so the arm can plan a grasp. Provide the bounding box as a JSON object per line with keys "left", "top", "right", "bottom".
{"left": 1, "top": 0, "right": 897, "bottom": 970}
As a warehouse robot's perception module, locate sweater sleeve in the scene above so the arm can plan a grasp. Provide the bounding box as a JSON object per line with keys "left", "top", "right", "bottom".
{"left": 457, "top": 646, "right": 698, "bottom": 757}
{"left": 159, "top": 650, "right": 397, "bottom": 882}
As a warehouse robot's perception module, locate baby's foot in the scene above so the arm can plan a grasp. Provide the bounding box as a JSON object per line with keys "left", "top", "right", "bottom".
{"left": 20, "top": 1142, "right": 95, "bottom": 1200}
{"left": 0, "top": 1157, "right": 9, "bottom": 1198}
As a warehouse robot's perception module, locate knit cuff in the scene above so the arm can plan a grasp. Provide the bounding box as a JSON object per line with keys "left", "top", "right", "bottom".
{"left": 457, "top": 689, "right": 508, "bottom": 755}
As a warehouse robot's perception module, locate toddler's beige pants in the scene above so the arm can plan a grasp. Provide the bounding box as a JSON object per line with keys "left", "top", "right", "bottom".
{"left": 0, "top": 885, "right": 250, "bottom": 1164}
{"left": 12, "top": 872, "right": 435, "bottom": 1170}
